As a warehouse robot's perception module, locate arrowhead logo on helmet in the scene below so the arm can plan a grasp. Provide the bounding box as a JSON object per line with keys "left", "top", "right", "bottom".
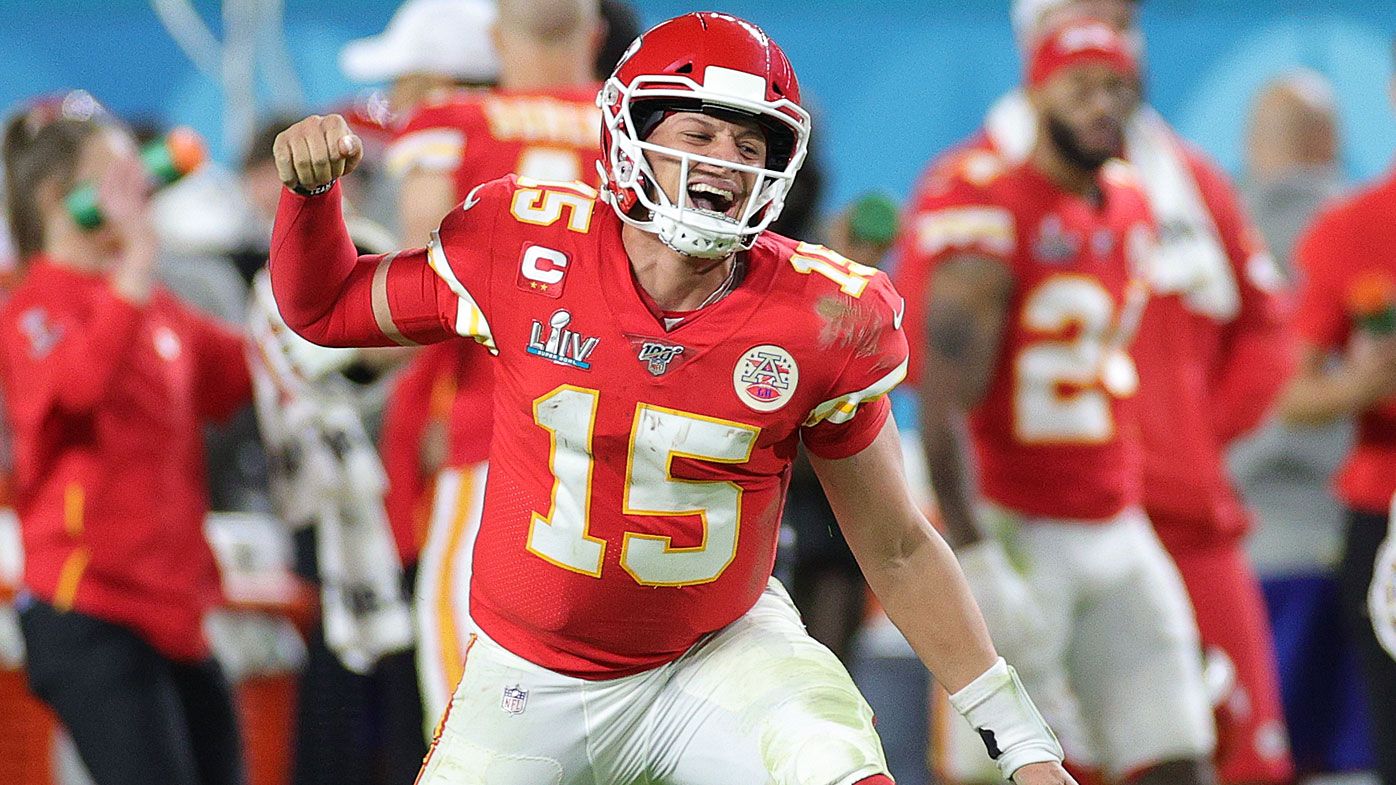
{"left": 596, "top": 12, "right": 812, "bottom": 259}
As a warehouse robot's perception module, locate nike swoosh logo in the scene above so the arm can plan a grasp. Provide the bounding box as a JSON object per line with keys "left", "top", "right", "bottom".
{"left": 893, "top": 297, "right": 906, "bottom": 331}
{"left": 460, "top": 183, "right": 485, "bottom": 212}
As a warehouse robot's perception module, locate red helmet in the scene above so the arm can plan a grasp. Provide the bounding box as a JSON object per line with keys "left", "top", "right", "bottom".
{"left": 597, "top": 12, "right": 811, "bottom": 258}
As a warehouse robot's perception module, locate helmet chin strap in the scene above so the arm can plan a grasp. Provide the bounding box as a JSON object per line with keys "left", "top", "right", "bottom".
{"left": 654, "top": 211, "right": 743, "bottom": 259}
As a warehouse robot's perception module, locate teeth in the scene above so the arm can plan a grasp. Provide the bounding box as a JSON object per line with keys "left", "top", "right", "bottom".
{"left": 689, "top": 182, "right": 734, "bottom": 200}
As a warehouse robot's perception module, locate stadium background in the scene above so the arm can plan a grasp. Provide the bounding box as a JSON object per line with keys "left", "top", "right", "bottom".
{"left": 6, "top": 0, "right": 1396, "bottom": 208}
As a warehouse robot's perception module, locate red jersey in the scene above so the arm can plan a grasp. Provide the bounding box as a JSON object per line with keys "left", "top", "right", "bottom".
{"left": 386, "top": 86, "right": 604, "bottom": 476}
{"left": 956, "top": 121, "right": 1294, "bottom": 547}
{"left": 388, "top": 86, "right": 603, "bottom": 194}
{"left": 895, "top": 150, "right": 1153, "bottom": 521}
{"left": 1293, "top": 166, "right": 1396, "bottom": 513}
{"left": 270, "top": 177, "right": 908, "bottom": 678}
{"left": 0, "top": 259, "right": 251, "bottom": 661}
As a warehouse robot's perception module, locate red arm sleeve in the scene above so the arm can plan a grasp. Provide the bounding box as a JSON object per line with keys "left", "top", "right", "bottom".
{"left": 179, "top": 300, "right": 253, "bottom": 422}
{"left": 2, "top": 287, "right": 144, "bottom": 419}
{"left": 1188, "top": 151, "right": 1298, "bottom": 443}
{"left": 269, "top": 182, "right": 457, "bottom": 347}
{"left": 1291, "top": 209, "right": 1350, "bottom": 351}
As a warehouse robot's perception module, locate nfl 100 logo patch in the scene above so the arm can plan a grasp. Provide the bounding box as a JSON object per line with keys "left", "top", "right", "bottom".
{"left": 636, "top": 340, "right": 684, "bottom": 376}
{"left": 501, "top": 684, "right": 529, "bottom": 715}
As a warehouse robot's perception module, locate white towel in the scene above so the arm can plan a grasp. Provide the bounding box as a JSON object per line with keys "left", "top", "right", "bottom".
{"left": 985, "top": 92, "right": 1237, "bottom": 318}
{"left": 1371, "top": 495, "right": 1396, "bottom": 660}
{"left": 247, "top": 272, "right": 412, "bottom": 674}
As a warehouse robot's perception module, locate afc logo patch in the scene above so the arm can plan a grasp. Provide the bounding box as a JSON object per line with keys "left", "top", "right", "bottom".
{"left": 516, "top": 243, "right": 569, "bottom": 298}
{"left": 733, "top": 344, "right": 799, "bottom": 412}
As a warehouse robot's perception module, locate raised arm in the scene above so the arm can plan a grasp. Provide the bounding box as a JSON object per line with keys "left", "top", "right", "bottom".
{"left": 268, "top": 114, "right": 458, "bottom": 348}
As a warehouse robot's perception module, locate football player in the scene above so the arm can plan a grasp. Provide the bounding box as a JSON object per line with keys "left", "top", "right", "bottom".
{"left": 381, "top": 0, "right": 607, "bottom": 725}
{"left": 268, "top": 13, "right": 1072, "bottom": 785}
{"left": 895, "top": 18, "right": 1218, "bottom": 785}
{"left": 955, "top": 3, "right": 1297, "bottom": 783}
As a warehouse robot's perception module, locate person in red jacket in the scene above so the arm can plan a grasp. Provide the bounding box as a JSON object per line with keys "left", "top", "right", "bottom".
{"left": 0, "top": 96, "right": 251, "bottom": 785}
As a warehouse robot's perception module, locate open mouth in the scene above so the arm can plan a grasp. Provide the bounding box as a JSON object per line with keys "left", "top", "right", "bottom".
{"left": 686, "top": 181, "right": 737, "bottom": 217}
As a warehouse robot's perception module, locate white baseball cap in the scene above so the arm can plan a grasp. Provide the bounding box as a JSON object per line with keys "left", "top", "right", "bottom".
{"left": 340, "top": 0, "right": 500, "bottom": 84}
{"left": 1011, "top": 0, "right": 1074, "bottom": 48}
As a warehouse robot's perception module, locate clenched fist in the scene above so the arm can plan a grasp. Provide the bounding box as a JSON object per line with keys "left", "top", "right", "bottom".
{"left": 272, "top": 114, "right": 364, "bottom": 193}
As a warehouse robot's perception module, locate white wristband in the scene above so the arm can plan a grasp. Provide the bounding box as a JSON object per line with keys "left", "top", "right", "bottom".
{"left": 948, "top": 657, "right": 1063, "bottom": 781}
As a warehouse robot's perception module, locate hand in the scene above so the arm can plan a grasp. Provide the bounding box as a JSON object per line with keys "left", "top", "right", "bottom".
{"left": 1012, "top": 760, "right": 1077, "bottom": 785}
{"left": 272, "top": 114, "right": 364, "bottom": 194}
{"left": 98, "top": 152, "right": 157, "bottom": 304}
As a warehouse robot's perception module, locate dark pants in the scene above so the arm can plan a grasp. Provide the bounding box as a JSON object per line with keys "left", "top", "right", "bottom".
{"left": 18, "top": 597, "right": 246, "bottom": 785}
{"left": 1339, "top": 508, "right": 1396, "bottom": 785}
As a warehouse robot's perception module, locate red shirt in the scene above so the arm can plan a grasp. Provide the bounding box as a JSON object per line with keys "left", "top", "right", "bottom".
{"left": 1131, "top": 145, "right": 1294, "bottom": 548}
{"left": 379, "top": 86, "right": 605, "bottom": 552}
{"left": 1293, "top": 167, "right": 1396, "bottom": 513}
{"left": 895, "top": 149, "right": 1153, "bottom": 521}
{"left": 388, "top": 85, "right": 603, "bottom": 197}
{"left": 270, "top": 177, "right": 907, "bottom": 678}
{"left": 0, "top": 259, "right": 251, "bottom": 661}
{"left": 953, "top": 128, "right": 1294, "bottom": 548}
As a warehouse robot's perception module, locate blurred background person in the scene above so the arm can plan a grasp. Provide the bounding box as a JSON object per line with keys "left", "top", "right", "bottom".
{"left": 225, "top": 114, "right": 421, "bottom": 785}
{"left": 1227, "top": 72, "right": 1361, "bottom": 776}
{"left": 339, "top": 0, "right": 499, "bottom": 121}
{"left": 897, "top": 19, "right": 1217, "bottom": 785}
{"left": 1277, "top": 45, "right": 1396, "bottom": 785}
{"left": 0, "top": 94, "right": 250, "bottom": 785}
{"left": 1239, "top": 71, "right": 1345, "bottom": 278}
{"left": 373, "top": 0, "right": 603, "bottom": 729}
{"left": 338, "top": 0, "right": 500, "bottom": 240}
{"left": 947, "top": 3, "right": 1299, "bottom": 783}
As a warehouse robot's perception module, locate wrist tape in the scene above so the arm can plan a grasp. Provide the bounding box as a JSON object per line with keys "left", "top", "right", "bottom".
{"left": 948, "top": 657, "right": 1063, "bottom": 781}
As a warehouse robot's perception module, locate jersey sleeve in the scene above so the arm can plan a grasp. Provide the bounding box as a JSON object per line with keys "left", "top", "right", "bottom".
{"left": 891, "top": 149, "right": 1016, "bottom": 387}
{"left": 900, "top": 150, "right": 1018, "bottom": 272}
{"left": 425, "top": 176, "right": 515, "bottom": 353}
{"left": 1292, "top": 206, "right": 1351, "bottom": 351}
{"left": 800, "top": 271, "right": 910, "bottom": 460}
{"left": 386, "top": 101, "right": 470, "bottom": 178}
